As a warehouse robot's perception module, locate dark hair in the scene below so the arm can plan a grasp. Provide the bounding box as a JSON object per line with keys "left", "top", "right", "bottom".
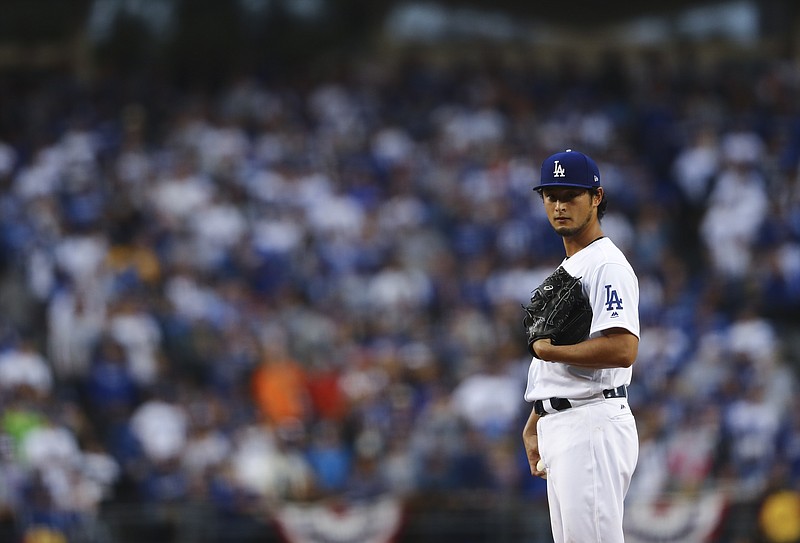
{"left": 591, "top": 189, "right": 608, "bottom": 221}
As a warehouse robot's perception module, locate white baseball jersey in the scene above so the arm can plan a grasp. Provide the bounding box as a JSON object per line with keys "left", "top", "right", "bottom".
{"left": 523, "top": 236, "right": 639, "bottom": 402}
{"left": 524, "top": 236, "right": 640, "bottom": 543}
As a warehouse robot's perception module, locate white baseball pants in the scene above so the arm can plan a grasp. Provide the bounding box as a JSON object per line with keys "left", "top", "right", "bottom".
{"left": 537, "top": 397, "right": 639, "bottom": 543}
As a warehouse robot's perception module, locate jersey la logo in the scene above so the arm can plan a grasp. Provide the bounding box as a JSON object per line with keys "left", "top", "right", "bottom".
{"left": 604, "top": 284, "right": 623, "bottom": 317}
{"left": 553, "top": 160, "right": 566, "bottom": 177}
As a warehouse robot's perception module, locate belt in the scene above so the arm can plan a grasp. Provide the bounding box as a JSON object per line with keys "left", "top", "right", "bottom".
{"left": 533, "top": 385, "right": 627, "bottom": 416}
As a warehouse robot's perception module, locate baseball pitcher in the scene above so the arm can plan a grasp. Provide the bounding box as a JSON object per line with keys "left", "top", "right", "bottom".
{"left": 522, "top": 149, "right": 640, "bottom": 543}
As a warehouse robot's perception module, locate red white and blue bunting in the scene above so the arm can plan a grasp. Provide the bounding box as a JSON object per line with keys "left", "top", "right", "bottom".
{"left": 272, "top": 495, "right": 404, "bottom": 543}
{"left": 624, "top": 491, "right": 727, "bottom": 543}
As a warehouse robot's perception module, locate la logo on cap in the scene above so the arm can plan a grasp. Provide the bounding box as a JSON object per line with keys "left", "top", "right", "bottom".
{"left": 553, "top": 148, "right": 574, "bottom": 178}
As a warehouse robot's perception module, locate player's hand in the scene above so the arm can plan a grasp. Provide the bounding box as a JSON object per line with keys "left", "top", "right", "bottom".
{"left": 523, "top": 266, "right": 592, "bottom": 357}
{"left": 523, "top": 433, "right": 546, "bottom": 479}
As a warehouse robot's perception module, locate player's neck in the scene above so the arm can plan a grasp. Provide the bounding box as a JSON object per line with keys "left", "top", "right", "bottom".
{"left": 562, "top": 224, "right": 605, "bottom": 257}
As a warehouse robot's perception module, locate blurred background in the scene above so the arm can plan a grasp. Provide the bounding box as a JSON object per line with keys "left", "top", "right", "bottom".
{"left": 1, "top": 1, "right": 800, "bottom": 542}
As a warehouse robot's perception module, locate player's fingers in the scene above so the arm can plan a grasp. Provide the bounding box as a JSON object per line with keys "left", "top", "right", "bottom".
{"left": 527, "top": 454, "right": 545, "bottom": 478}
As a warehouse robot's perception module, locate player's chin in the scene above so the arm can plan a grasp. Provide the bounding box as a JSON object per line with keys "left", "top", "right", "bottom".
{"left": 553, "top": 224, "right": 577, "bottom": 236}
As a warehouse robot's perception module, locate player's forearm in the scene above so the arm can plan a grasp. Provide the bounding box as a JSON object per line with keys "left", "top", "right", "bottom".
{"left": 523, "top": 406, "right": 540, "bottom": 438}
{"left": 533, "top": 329, "right": 638, "bottom": 369}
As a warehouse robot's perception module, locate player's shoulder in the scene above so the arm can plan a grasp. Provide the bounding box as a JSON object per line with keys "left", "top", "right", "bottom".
{"left": 595, "top": 237, "right": 633, "bottom": 267}
{"left": 565, "top": 237, "right": 636, "bottom": 279}
{"left": 569, "top": 237, "right": 627, "bottom": 266}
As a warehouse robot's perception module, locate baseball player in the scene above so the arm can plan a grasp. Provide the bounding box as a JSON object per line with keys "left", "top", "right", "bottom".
{"left": 521, "top": 149, "right": 640, "bottom": 543}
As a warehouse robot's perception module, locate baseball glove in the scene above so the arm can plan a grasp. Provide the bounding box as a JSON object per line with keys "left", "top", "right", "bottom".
{"left": 523, "top": 266, "right": 592, "bottom": 358}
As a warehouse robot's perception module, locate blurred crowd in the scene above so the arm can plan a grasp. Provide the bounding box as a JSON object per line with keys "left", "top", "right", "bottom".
{"left": 0, "top": 49, "right": 800, "bottom": 539}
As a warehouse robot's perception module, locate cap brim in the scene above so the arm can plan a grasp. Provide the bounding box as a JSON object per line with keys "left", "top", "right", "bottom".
{"left": 533, "top": 183, "right": 596, "bottom": 192}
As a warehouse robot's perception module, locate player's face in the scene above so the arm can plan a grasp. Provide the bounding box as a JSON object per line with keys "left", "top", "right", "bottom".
{"left": 540, "top": 187, "right": 596, "bottom": 237}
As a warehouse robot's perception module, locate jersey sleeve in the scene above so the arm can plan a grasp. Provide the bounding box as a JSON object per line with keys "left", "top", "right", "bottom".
{"left": 587, "top": 262, "right": 640, "bottom": 339}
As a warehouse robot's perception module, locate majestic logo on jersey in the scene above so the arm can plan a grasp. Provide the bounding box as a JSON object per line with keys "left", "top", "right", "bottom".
{"left": 553, "top": 160, "right": 566, "bottom": 177}
{"left": 604, "top": 284, "right": 623, "bottom": 314}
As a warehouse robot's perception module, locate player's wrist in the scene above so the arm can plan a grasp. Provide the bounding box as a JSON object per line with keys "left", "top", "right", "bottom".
{"left": 533, "top": 338, "right": 553, "bottom": 360}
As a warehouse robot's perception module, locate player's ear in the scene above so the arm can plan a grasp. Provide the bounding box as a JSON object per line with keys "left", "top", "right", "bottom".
{"left": 592, "top": 187, "right": 603, "bottom": 206}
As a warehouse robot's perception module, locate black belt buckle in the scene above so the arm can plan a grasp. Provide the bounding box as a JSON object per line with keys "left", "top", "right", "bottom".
{"left": 602, "top": 385, "right": 627, "bottom": 399}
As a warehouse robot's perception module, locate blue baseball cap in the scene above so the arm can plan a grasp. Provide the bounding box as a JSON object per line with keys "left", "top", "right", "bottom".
{"left": 535, "top": 149, "right": 601, "bottom": 192}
